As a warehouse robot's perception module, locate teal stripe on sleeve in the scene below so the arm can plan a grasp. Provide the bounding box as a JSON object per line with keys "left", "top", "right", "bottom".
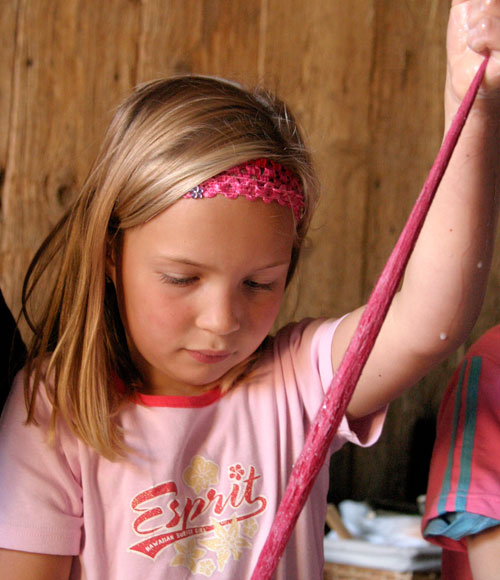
{"left": 454, "top": 356, "right": 481, "bottom": 511}
{"left": 437, "top": 360, "right": 468, "bottom": 514}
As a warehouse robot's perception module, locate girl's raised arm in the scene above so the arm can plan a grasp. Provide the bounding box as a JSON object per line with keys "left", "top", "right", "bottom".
{"left": 0, "top": 549, "right": 72, "bottom": 580}
{"left": 332, "top": 0, "right": 500, "bottom": 419}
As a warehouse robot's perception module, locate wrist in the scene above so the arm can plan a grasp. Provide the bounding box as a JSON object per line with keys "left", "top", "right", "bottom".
{"left": 445, "top": 65, "right": 500, "bottom": 129}
{"left": 445, "top": 85, "right": 500, "bottom": 135}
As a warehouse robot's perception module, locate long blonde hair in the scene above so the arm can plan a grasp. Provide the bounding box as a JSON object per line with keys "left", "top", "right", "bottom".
{"left": 22, "top": 75, "right": 319, "bottom": 459}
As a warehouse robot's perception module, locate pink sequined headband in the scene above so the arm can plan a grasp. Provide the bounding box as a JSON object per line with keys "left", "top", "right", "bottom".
{"left": 183, "top": 158, "right": 305, "bottom": 221}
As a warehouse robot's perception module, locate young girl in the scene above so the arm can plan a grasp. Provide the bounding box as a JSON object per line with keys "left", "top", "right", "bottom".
{"left": 1, "top": 1, "right": 500, "bottom": 578}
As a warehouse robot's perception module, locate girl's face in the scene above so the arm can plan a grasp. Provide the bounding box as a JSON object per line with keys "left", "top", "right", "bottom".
{"left": 115, "top": 195, "right": 295, "bottom": 396}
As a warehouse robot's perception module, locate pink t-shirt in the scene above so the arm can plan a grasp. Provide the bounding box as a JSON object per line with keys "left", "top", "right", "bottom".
{"left": 0, "top": 318, "right": 385, "bottom": 579}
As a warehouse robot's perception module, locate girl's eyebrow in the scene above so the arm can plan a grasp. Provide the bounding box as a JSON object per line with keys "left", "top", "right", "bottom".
{"left": 154, "top": 255, "right": 290, "bottom": 271}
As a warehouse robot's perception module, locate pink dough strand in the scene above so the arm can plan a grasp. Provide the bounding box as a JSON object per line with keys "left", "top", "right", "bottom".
{"left": 250, "top": 55, "right": 489, "bottom": 580}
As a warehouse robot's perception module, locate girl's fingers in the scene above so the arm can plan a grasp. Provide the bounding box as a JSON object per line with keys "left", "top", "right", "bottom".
{"left": 469, "top": 0, "right": 500, "bottom": 21}
{"left": 447, "top": 0, "right": 500, "bottom": 102}
{"left": 468, "top": 15, "right": 500, "bottom": 53}
{"left": 468, "top": 0, "right": 500, "bottom": 52}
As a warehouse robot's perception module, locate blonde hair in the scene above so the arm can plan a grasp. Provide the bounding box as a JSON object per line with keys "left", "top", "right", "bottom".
{"left": 22, "top": 75, "right": 319, "bottom": 459}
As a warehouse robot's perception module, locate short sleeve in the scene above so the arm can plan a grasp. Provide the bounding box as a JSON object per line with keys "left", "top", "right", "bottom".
{"left": 310, "top": 317, "right": 386, "bottom": 449}
{"left": 423, "top": 332, "right": 500, "bottom": 552}
{"left": 0, "top": 371, "right": 83, "bottom": 555}
{"left": 274, "top": 317, "right": 386, "bottom": 453}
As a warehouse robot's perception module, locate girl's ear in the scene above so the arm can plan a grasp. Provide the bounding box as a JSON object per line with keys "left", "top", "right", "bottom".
{"left": 105, "top": 234, "right": 119, "bottom": 286}
{"left": 106, "top": 258, "right": 117, "bottom": 286}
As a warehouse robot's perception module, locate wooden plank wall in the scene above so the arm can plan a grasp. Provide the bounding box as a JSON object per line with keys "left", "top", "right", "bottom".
{"left": 2, "top": 0, "right": 499, "bottom": 504}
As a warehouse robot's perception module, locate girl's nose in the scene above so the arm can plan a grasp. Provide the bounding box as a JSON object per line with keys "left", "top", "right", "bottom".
{"left": 196, "top": 289, "right": 241, "bottom": 336}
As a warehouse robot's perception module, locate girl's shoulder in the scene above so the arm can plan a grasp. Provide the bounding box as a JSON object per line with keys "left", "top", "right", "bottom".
{"left": 3, "top": 363, "right": 52, "bottom": 425}
{"left": 250, "top": 317, "right": 343, "bottom": 387}
{"left": 270, "top": 316, "right": 343, "bottom": 359}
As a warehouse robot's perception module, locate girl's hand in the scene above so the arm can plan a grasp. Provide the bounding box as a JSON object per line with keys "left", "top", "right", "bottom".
{"left": 447, "top": 0, "right": 500, "bottom": 111}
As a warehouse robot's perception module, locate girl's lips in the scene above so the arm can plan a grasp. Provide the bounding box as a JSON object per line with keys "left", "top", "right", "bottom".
{"left": 186, "top": 350, "right": 232, "bottom": 364}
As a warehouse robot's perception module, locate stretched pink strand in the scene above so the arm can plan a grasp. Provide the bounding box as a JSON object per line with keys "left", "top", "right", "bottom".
{"left": 251, "top": 55, "right": 489, "bottom": 580}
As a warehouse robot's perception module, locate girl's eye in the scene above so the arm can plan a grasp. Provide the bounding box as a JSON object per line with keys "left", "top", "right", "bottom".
{"left": 159, "top": 274, "right": 198, "bottom": 286}
{"left": 244, "top": 279, "right": 274, "bottom": 291}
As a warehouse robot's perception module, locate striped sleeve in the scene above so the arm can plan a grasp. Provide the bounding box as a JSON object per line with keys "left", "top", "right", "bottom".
{"left": 423, "top": 350, "right": 500, "bottom": 550}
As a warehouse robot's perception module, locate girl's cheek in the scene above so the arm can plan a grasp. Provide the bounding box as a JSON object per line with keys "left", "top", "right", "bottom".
{"left": 254, "top": 296, "right": 283, "bottom": 327}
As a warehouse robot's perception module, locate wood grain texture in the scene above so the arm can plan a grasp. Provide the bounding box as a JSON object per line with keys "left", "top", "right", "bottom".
{"left": 0, "top": 0, "right": 141, "bottom": 330}
{"left": 137, "top": 0, "right": 262, "bottom": 84}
